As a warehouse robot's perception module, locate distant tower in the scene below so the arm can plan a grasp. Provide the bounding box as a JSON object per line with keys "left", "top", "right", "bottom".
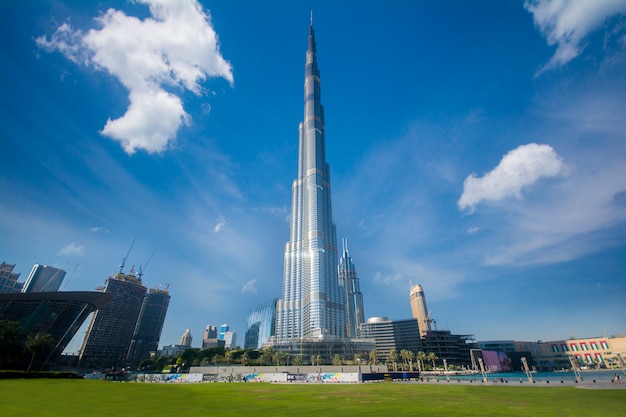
{"left": 244, "top": 299, "right": 278, "bottom": 350}
{"left": 0, "top": 262, "right": 22, "bottom": 293}
{"left": 180, "top": 328, "right": 193, "bottom": 347}
{"left": 338, "top": 239, "right": 365, "bottom": 337}
{"left": 409, "top": 284, "right": 431, "bottom": 338}
{"left": 127, "top": 287, "right": 171, "bottom": 362}
{"left": 204, "top": 325, "right": 217, "bottom": 340}
{"left": 22, "top": 264, "right": 66, "bottom": 293}
{"left": 219, "top": 324, "right": 229, "bottom": 340}
{"left": 79, "top": 272, "right": 146, "bottom": 368}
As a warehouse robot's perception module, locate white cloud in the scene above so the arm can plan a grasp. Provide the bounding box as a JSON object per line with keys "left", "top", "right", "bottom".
{"left": 525, "top": 0, "right": 626, "bottom": 75}
{"left": 90, "top": 226, "right": 109, "bottom": 233}
{"left": 36, "top": 0, "right": 233, "bottom": 154}
{"left": 58, "top": 242, "right": 85, "bottom": 256}
{"left": 241, "top": 279, "right": 257, "bottom": 294}
{"left": 214, "top": 215, "right": 226, "bottom": 233}
{"left": 458, "top": 143, "right": 567, "bottom": 213}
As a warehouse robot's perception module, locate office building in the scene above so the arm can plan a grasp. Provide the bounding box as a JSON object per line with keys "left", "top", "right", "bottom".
{"left": 0, "top": 262, "right": 22, "bottom": 293}
{"left": 338, "top": 239, "right": 365, "bottom": 338}
{"left": 127, "top": 287, "right": 170, "bottom": 362}
{"left": 219, "top": 323, "right": 229, "bottom": 340}
{"left": 358, "top": 317, "right": 422, "bottom": 362}
{"left": 223, "top": 331, "right": 237, "bottom": 349}
{"left": 422, "top": 330, "right": 477, "bottom": 366}
{"left": 22, "top": 264, "right": 66, "bottom": 293}
{"left": 409, "top": 284, "right": 430, "bottom": 338}
{"left": 244, "top": 299, "right": 278, "bottom": 350}
{"left": 79, "top": 272, "right": 147, "bottom": 369}
{"left": 204, "top": 325, "right": 217, "bottom": 340}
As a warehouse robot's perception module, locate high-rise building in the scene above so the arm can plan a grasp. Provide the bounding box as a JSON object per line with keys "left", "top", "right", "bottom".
{"left": 204, "top": 324, "right": 217, "bottom": 340}
{"left": 358, "top": 317, "right": 422, "bottom": 362}
{"left": 0, "top": 262, "right": 22, "bottom": 293}
{"left": 338, "top": 239, "right": 365, "bottom": 338}
{"left": 127, "top": 287, "right": 171, "bottom": 362}
{"left": 223, "top": 331, "right": 237, "bottom": 349}
{"left": 219, "top": 323, "right": 229, "bottom": 340}
{"left": 268, "top": 21, "right": 375, "bottom": 362}
{"left": 409, "top": 284, "right": 431, "bottom": 338}
{"left": 244, "top": 299, "right": 277, "bottom": 350}
{"left": 79, "top": 273, "right": 146, "bottom": 369}
{"left": 22, "top": 264, "right": 66, "bottom": 293}
{"left": 180, "top": 328, "right": 193, "bottom": 347}
{"left": 274, "top": 21, "right": 346, "bottom": 341}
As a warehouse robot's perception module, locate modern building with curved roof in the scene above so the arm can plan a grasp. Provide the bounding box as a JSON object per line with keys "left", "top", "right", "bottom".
{"left": 0, "top": 291, "right": 112, "bottom": 370}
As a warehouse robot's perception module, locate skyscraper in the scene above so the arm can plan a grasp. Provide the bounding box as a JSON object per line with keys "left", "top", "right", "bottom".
{"left": 127, "top": 287, "right": 170, "bottom": 362}
{"left": 79, "top": 272, "right": 146, "bottom": 368}
{"left": 338, "top": 239, "right": 365, "bottom": 338}
{"left": 409, "top": 284, "right": 431, "bottom": 338}
{"left": 180, "top": 328, "right": 193, "bottom": 347}
{"left": 274, "top": 21, "right": 346, "bottom": 341}
{"left": 22, "top": 264, "right": 66, "bottom": 293}
{"left": 244, "top": 298, "right": 277, "bottom": 350}
{"left": 0, "top": 262, "right": 22, "bottom": 293}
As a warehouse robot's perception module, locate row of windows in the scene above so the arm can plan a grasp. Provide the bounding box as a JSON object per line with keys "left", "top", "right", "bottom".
{"left": 552, "top": 340, "right": 609, "bottom": 352}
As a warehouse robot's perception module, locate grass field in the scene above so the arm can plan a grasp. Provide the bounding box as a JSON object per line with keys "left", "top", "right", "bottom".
{"left": 1, "top": 379, "right": 624, "bottom": 417}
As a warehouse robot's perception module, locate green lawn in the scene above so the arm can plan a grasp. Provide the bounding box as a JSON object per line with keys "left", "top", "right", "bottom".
{"left": 0, "top": 379, "right": 624, "bottom": 417}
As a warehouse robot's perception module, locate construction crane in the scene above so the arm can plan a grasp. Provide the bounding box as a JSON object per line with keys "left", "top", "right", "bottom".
{"left": 119, "top": 236, "right": 137, "bottom": 274}
{"left": 137, "top": 250, "right": 156, "bottom": 281}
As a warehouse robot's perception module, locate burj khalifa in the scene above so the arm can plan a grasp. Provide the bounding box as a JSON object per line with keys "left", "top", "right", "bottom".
{"left": 274, "top": 22, "right": 346, "bottom": 341}
{"left": 269, "top": 21, "right": 374, "bottom": 361}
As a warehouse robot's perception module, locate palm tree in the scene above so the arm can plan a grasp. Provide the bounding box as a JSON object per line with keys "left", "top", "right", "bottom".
{"left": 400, "top": 349, "right": 410, "bottom": 370}
{"left": 259, "top": 347, "right": 273, "bottom": 366}
{"left": 332, "top": 354, "right": 343, "bottom": 365}
{"left": 313, "top": 355, "right": 322, "bottom": 366}
{"left": 416, "top": 351, "right": 427, "bottom": 372}
{"left": 293, "top": 355, "right": 303, "bottom": 366}
{"left": 369, "top": 349, "right": 379, "bottom": 365}
{"left": 0, "top": 319, "right": 25, "bottom": 368}
{"left": 224, "top": 349, "right": 233, "bottom": 365}
{"left": 25, "top": 332, "right": 55, "bottom": 372}
{"left": 427, "top": 352, "right": 438, "bottom": 369}
{"left": 407, "top": 350, "right": 415, "bottom": 371}
{"left": 353, "top": 353, "right": 361, "bottom": 365}
{"left": 388, "top": 349, "right": 398, "bottom": 371}
{"left": 240, "top": 351, "right": 249, "bottom": 366}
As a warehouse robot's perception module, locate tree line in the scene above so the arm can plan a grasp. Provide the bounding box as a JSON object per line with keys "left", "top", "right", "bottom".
{"left": 0, "top": 319, "right": 56, "bottom": 372}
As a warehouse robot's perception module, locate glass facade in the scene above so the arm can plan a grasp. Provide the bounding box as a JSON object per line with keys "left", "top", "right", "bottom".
{"left": 245, "top": 299, "right": 277, "bottom": 350}
{"left": 127, "top": 288, "right": 170, "bottom": 362}
{"left": 338, "top": 239, "right": 364, "bottom": 338}
{"left": 22, "top": 264, "right": 66, "bottom": 293}
{"left": 275, "top": 23, "right": 345, "bottom": 340}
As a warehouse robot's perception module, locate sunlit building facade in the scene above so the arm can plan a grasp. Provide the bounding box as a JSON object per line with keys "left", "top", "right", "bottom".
{"left": 274, "top": 22, "right": 345, "bottom": 341}
{"left": 338, "top": 239, "right": 364, "bottom": 338}
{"left": 244, "top": 299, "right": 278, "bottom": 350}
{"left": 409, "top": 284, "right": 430, "bottom": 338}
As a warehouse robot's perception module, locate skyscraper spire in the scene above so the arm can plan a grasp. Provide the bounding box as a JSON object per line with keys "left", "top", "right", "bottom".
{"left": 275, "top": 20, "right": 345, "bottom": 341}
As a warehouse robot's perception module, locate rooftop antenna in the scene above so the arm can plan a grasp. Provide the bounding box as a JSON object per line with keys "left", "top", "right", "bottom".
{"left": 119, "top": 236, "right": 136, "bottom": 274}
{"left": 310, "top": 10, "right": 313, "bottom": 26}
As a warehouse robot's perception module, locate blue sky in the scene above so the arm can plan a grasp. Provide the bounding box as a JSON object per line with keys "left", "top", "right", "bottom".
{"left": 1, "top": 0, "right": 625, "bottom": 351}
